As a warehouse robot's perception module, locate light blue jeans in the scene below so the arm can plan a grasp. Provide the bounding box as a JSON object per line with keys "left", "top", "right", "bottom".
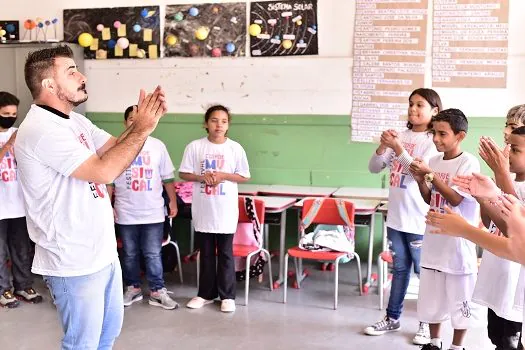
{"left": 43, "top": 260, "right": 124, "bottom": 350}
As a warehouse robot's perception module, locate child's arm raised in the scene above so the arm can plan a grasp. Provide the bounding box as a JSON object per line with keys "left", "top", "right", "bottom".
{"left": 369, "top": 130, "right": 395, "bottom": 173}
{"left": 479, "top": 137, "right": 517, "bottom": 197}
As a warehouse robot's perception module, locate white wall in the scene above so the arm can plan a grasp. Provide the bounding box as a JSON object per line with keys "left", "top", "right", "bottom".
{"left": 4, "top": 0, "right": 525, "bottom": 117}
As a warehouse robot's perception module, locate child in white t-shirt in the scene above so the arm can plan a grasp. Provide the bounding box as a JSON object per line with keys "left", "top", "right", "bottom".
{"left": 426, "top": 126, "right": 525, "bottom": 349}
{"left": 108, "top": 105, "right": 179, "bottom": 310}
{"left": 364, "top": 88, "right": 442, "bottom": 345}
{"left": 472, "top": 107, "right": 525, "bottom": 350}
{"left": 410, "top": 109, "right": 481, "bottom": 350}
{"left": 179, "top": 105, "right": 250, "bottom": 313}
{"left": 0, "top": 92, "right": 43, "bottom": 308}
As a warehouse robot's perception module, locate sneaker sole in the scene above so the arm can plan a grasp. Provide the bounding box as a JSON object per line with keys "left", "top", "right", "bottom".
{"left": 221, "top": 308, "right": 236, "bottom": 313}
{"left": 186, "top": 300, "right": 214, "bottom": 309}
{"left": 15, "top": 295, "right": 43, "bottom": 304}
{"left": 123, "top": 295, "right": 143, "bottom": 307}
{"left": 413, "top": 336, "right": 431, "bottom": 345}
{"left": 364, "top": 327, "right": 401, "bottom": 336}
{"left": 148, "top": 299, "right": 179, "bottom": 310}
{"left": 1, "top": 301, "right": 20, "bottom": 308}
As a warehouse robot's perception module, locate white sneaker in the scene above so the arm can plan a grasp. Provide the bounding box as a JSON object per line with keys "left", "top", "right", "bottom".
{"left": 186, "top": 296, "right": 213, "bottom": 309}
{"left": 220, "top": 299, "right": 236, "bottom": 313}
{"left": 413, "top": 322, "right": 431, "bottom": 345}
{"left": 123, "top": 286, "right": 143, "bottom": 307}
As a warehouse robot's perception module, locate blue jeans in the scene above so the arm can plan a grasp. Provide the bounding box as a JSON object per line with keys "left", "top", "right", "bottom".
{"left": 44, "top": 260, "right": 124, "bottom": 350}
{"left": 386, "top": 227, "right": 423, "bottom": 320}
{"left": 118, "top": 222, "right": 164, "bottom": 291}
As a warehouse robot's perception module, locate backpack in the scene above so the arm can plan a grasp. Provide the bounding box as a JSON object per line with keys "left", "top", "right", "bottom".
{"left": 234, "top": 197, "right": 267, "bottom": 281}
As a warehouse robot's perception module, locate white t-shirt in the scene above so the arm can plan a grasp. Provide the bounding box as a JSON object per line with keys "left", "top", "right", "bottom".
{"left": 0, "top": 127, "right": 26, "bottom": 220}
{"left": 369, "top": 129, "right": 438, "bottom": 235}
{"left": 473, "top": 181, "right": 525, "bottom": 322}
{"left": 421, "top": 152, "right": 480, "bottom": 275}
{"left": 15, "top": 105, "right": 117, "bottom": 277}
{"left": 179, "top": 137, "right": 250, "bottom": 234}
{"left": 112, "top": 136, "right": 175, "bottom": 225}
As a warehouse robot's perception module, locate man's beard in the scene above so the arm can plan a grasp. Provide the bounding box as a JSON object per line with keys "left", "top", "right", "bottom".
{"left": 57, "top": 85, "right": 88, "bottom": 107}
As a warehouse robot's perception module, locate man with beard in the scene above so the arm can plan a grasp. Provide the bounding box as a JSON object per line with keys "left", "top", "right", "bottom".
{"left": 14, "top": 45, "right": 167, "bottom": 350}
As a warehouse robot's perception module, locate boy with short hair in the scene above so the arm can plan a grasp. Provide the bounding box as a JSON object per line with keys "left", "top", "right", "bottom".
{"left": 409, "top": 108, "right": 481, "bottom": 350}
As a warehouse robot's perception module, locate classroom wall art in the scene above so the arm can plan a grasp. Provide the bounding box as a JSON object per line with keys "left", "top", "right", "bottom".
{"left": 0, "top": 20, "right": 19, "bottom": 42}
{"left": 249, "top": 0, "right": 318, "bottom": 57}
{"left": 164, "top": 3, "right": 246, "bottom": 58}
{"left": 63, "top": 6, "right": 161, "bottom": 59}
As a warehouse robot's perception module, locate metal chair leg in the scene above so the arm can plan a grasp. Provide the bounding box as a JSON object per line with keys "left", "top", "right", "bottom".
{"left": 169, "top": 241, "right": 183, "bottom": 284}
{"left": 354, "top": 253, "right": 363, "bottom": 296}
{"left": 294, "top": 257, "right": 301, "bottom": 289}
{"left": 283, "top": 253, "right": 289, "bottom": 303}
{"left": 262, "top": 249, "right": 273, "bottom": 291}
{"left": 196, "top": 251, "right": 200, "bottom": 289}
{"left": 378, "top": 255, "right": 384, "bottom": 309}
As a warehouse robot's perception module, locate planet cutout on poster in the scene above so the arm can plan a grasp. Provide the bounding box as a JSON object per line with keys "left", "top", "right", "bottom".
{"left": 96, "top": 24, "right": 104, "bottom": 31}
{"left": 225, "top": 42, "right": 235, "bottom": 53}
{"left": 189, "top": 7, "right": 199, "bottom": 17}
{"left": 195, "top": 26, "right": 209, "bottom": 41}
{"left": 211, "top": 47, "right": 221, "bottom": 57}
{"left": 249, "top": 24, "right": 261, "bottom": 37}
{"left": 117, "top": 37, "right": 129, "bottom": 49}
{"left": 282, "top": 39, "right": 292, "bottom": 49}
{"left": 166, "top": 35, "right": 178, "bottom": 46}
{"left": 133, "top": 24, "right": 141, "bottom": 32}
{"left": 78, "top": 33, "right": 93, "bottom": 47}
{"left": 107, "top": 39, "right": 117, "bottom": 49}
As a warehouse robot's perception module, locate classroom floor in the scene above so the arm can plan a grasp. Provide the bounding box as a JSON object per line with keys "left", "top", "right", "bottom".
{"left": 0, "top": 261, "right": 494, "bottom": 350}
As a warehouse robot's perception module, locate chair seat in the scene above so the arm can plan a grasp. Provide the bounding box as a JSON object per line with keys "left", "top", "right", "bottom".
{"left": 233, "top": 244, "right": 260, "bottom": 257}
{"left": 287, "top": 246, "right": 348, "bottom": 261}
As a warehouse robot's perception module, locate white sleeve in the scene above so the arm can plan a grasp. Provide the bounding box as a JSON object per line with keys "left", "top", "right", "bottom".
{"left": 178, "top": 143, "right": 196, "bottom": 174}
{"left": 368, "top": 148, "right": 393, "bottom": 173}
{"left": 513, "top": 182, "right": 525, "bottom": 202}
{"left": 453, "top": 156, "right": 481, "bottom": 200}
{"left": 159, "top": 142, "right": 175, "bottom": 181}
{"left": 396, "top": 138, "right": 438, "bottom": 169}
{"left": 80, "top": 114, "right": 112, "bottom": 150}
{"left": 34, "top": 129, "right": 94, "bottom": 177}
{"left": 235, "top": 145, "right": 250, "bottom": 178}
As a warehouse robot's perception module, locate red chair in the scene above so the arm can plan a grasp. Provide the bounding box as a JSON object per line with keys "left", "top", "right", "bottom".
{"left": 283, "top": 198, "right": 363, "bottom": 310}
{"left": 197, "top": 197, "right": 273, "bottom": 306}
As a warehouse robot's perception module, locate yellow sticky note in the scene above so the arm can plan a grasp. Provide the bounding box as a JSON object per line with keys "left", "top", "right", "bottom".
{"left": 96, "top": 49, "right": 107, "bottom": 60}
{"left": 90, "top": 38, "right": 99, "bottom": 51}
{"left": 143, "top": 28, "right": 152, "bottom": 42}
{"left": 115, "top": 46, "right": 123, "bottom": 57}
{"left": 117, "top": 24, "right": 126, "bottom": 37}
{"left": 148, "top": 45, "right": 158, "bottom": 59}
{"left": 102, "top": 27, "right": 111, "bottom": 40}
{"left": 129, "top": 44, "right": 138, "bottom": 57}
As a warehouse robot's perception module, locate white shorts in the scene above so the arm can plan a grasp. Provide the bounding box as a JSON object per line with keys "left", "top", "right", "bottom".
{"left": 417, "top": 268, "right": 482, "bottom": 329}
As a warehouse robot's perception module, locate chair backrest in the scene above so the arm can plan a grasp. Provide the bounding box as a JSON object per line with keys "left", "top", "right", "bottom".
{"left": 302, "top": 198, "right": 355, "bottom": 226}
{"left": 238, "top": 197, "right": 265, "bottom": 225}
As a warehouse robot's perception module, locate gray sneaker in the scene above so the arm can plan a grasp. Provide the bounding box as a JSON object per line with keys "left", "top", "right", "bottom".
{"left": 149, "top": 288, "right": 179, "bottom": 310}
{"left": 1, "top": 290, "right": 20, "bottom": 308}
{"left": 363, "top": 316, "right": 401, "bottom": 336}
{"left": 123, "top": 286, "right": 143, "bottom": 307}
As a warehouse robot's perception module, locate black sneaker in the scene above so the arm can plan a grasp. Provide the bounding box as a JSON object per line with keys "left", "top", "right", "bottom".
{"left": 363, "top": 316, "right": 400, "bottom": 335}
{"left": 15, "top": 288, "right": 43, "bottom": 304}
{"left": 421, "top": 344, "right": 441, "bottom": 350}
{"left": 0, "top": 290, "right": 20, "bottom": 308}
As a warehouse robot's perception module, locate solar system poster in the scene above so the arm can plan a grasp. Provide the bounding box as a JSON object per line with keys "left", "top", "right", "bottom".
{"left": 63, "top": 6, "right": 161, "bottom": 60}
{"left": 0, "top": 21, "right": 19, "bottom": 41}
{"left": 249, "top": 0, "right": 318, "bottom": 57}
{"left": 164, "top": 3, "right": 246, "bottom": 58}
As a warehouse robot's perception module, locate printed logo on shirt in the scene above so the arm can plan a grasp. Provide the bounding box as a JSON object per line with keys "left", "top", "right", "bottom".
{"left": 78, "top": 132, "right": 106, "bottom": 199}
{"left": 200, "top": 154, "right": 226, "bottom": 196}
{"left": 429, "top": 172, "right": 450, "bottom": 213}
{"left": 390, "top": 142, "right": 416, "bottom": 189}
{"left": 126, "top": 151, "right": 153, "bottom": 192}
{"left": 0, "top": 141, "right": 17, "bottom": 183}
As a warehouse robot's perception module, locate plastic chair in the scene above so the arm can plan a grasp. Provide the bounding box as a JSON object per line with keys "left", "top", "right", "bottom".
{"left": 197, "top": 197, "right": 273, "bottom": 306}
{"left": 283, "top": 198, "right": 363, "bottom": 310}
